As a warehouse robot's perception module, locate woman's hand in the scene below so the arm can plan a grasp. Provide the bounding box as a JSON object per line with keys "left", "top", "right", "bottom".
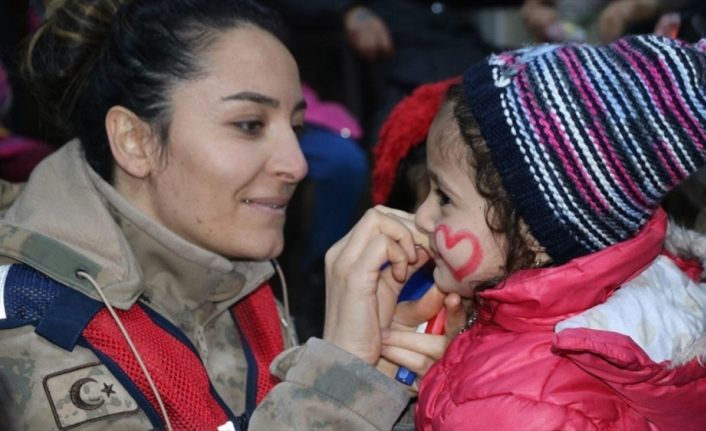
{"left": 322, "top": 206, "right": 428, "bottom": 364}
{"left": 377, "top": 285, "right": 471, "bottom": 389}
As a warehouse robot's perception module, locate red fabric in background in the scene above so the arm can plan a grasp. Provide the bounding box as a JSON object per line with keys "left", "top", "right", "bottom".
{"left": 372, "top": 77, "right": 460, "bottom": 205}
{"left": 0, "top": 132, "right": 54, "bottom": 182}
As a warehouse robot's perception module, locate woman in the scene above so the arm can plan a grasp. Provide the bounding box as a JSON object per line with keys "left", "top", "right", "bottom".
{"left": 0, "top": 1, "right": 456, "bottom": 429}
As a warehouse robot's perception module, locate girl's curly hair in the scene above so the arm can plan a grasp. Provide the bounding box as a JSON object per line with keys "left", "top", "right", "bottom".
{"left": 445, "top": 84, "right": 542, "bottom": 284}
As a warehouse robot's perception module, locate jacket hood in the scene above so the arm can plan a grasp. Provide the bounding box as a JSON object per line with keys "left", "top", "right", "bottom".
{"left": 664, "top": 221, "right": 706, "bottom": 279}
{"left": 0, "top": 140, "right": 273, "bottom": 309}
{"left": 478, "top": 209, "right": 667, "bottom": 332}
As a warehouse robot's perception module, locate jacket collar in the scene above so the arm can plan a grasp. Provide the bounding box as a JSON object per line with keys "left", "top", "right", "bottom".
{"left": 478, "top": 210, "right": 668, "bottom": 331}
{"left": 0, "top": 140, "right": 273, "bottom": 313}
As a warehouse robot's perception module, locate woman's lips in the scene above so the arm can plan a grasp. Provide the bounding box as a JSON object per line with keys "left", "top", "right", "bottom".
{"left": 243, "top": 197, "right": 289, "bottom": 214}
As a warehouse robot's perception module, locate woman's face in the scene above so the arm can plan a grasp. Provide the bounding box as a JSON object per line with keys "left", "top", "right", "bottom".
{"left": 415, "top": 104, "right": 507, "bottom": 297}
{"left": 138, "top": 25, "right": 307, "bottom": 260}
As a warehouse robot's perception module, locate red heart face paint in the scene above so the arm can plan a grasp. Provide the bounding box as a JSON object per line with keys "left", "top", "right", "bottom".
{"left": 434, "top": 224, "right": 484, "bottom": 282}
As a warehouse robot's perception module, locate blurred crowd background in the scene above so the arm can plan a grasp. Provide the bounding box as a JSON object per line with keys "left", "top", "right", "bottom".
{"left": 1, "top": 0, "right": 704, "bottom": 345}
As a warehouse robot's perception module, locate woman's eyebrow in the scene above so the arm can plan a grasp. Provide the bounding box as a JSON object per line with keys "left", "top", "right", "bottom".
{"left": 221, "top": 91, "right": 279, "bottom": 107}
{"left": 221, "top": 92, "right": 307, "bottom": 114}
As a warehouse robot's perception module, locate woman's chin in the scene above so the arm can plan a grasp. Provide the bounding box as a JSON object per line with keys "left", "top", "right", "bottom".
{"left": 217, "top": 234, "right": 284, "bottom": 261}
{"left": 242, "top": 241, "right": 283, "bottom": 261}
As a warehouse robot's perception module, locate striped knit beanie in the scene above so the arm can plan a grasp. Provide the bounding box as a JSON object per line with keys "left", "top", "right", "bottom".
{"left": 463, "top": 35, "right": 706, "bottom": 264}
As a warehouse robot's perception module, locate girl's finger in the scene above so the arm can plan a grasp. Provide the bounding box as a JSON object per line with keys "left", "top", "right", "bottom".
{"left": 381, "top": 330, "right": 449, "bottom": 361}
{"left": 393, "top": 284, "right": 446, "bottom": 327}
{"left": 443, "top": 293, "right": 470, "bottom": 337}
{"left": 380, "top": 344, "right": 435, "bottom": 377}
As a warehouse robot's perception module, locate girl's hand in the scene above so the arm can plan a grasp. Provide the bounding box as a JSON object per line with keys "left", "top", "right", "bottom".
{"left": 377, "top": 286, "right": 472, "bottom": 390}
{"left": 322, "top": 206, "right": 429, "bottom": 364}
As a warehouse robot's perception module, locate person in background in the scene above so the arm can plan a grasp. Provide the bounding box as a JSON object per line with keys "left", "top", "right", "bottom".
{"left": 654, "top": 0, "right": 706, "bottom": 40}
{"left": 0, "top": 0, "right": 59, "bottom": 144}
{"left": 522, "top": 0, "right": 690, "bottom": 43}
{"left": 405, "top": 34, "right": 706, "bottom": 429}
{"left": 0, "top": 60, "right": 53, "bottom": 182}
{"left": 0, "top": 1, "right": 55, "bottom": 182}
{"left": 266, "top": 0, "right": 491, "bottom": 146}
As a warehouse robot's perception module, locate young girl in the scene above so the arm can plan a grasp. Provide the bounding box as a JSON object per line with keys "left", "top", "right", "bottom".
{"left": 407, "top": 34, "right": 706, "bottom": 429}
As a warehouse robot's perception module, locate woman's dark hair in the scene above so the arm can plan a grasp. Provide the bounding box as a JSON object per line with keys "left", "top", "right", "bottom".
{"left": 445, "top": 84, "right": 541, "bottom": 280}
{"left": 23, "top": 0, "right": 283, "bottom": 181}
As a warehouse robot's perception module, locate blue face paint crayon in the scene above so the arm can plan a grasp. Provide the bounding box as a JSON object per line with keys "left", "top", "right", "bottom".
{"left": 394, "top": 268, "right": 445, "bottom": 385}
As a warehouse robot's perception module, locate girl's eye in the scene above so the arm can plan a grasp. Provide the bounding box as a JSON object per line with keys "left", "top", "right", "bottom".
{"left": 233, "top": 120, "right": 264, "bottom": 135}
{"left": 434, "top": 187, "right": 451, "bottom": 206}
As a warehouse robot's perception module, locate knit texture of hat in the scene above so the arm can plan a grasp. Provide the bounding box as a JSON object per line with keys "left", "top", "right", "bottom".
{"left": 463, "top": 35, "right": 706, "bottom": 264}
{"left": 373, "top": 77, "right": 460, "bottom": 205}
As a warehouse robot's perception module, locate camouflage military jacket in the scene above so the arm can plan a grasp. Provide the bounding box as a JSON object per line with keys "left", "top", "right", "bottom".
{"left": 0, "top": 140, "right": 411, "bottom": 430}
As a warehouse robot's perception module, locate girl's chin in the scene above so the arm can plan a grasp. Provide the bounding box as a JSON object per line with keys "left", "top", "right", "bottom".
{"left": 433, "top": 266, "right": 472, "bottom": 296}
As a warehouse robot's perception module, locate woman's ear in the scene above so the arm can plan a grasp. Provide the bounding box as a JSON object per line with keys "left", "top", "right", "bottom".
{"left": 105, "top": 106, "right": 159, "bottom": 178}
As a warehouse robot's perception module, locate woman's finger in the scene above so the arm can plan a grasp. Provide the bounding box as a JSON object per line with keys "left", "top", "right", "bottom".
{"left": 337, "top": 233, "right": 410, "bottom": 296}
{"left": 378, "top": 247, "right": 431, "bottom": 289}
{"left": 336, "top": 207, "right": 418, "bottom": 266}
{"left": 377, "top": 250, "right": 434, "bottom": 327}
{"left": 322, "top": 205, "right": 433, "bottom": 364}
{"left": 375, "top": 206, "right": 430, "bottom": 251}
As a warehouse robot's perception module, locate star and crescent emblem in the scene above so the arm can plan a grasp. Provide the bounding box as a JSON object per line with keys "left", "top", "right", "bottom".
{"left": 69, "top": 377, "right": 105, "bottom": 410}
{"left": 44, "top": 362, "right": 139, "bottom": 429}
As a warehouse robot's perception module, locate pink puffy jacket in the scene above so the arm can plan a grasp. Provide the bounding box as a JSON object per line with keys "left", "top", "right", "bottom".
{"left": 417, "top": 210, "right": 706, "bottom": 430}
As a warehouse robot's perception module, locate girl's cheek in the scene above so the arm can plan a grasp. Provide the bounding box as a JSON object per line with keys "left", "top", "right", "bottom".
{"left": 434, "top": 224, "right": 484, "bottom": 282}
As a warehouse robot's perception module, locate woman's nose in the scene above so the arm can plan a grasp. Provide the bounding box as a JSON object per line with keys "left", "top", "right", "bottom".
{"left": 275, "top": 129, "right": 308, "bottom": 183}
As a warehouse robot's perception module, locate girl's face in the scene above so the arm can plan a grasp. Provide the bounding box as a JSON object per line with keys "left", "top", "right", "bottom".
{"left": 415, "top": 104, "right": 507, "bottom": 298}
{"left": 134, "top": 26, "right": 307, "bottom": 260}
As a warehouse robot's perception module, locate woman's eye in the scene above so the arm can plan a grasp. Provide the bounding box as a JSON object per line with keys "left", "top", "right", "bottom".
{"left": 434, "top": 188, "right": 451, "bottom": 206}
{"left": 233, "top": 120, "right": 264, "bottom": 135}
{"left": 292, "top": 123, "right": 306, "bottom": 136}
